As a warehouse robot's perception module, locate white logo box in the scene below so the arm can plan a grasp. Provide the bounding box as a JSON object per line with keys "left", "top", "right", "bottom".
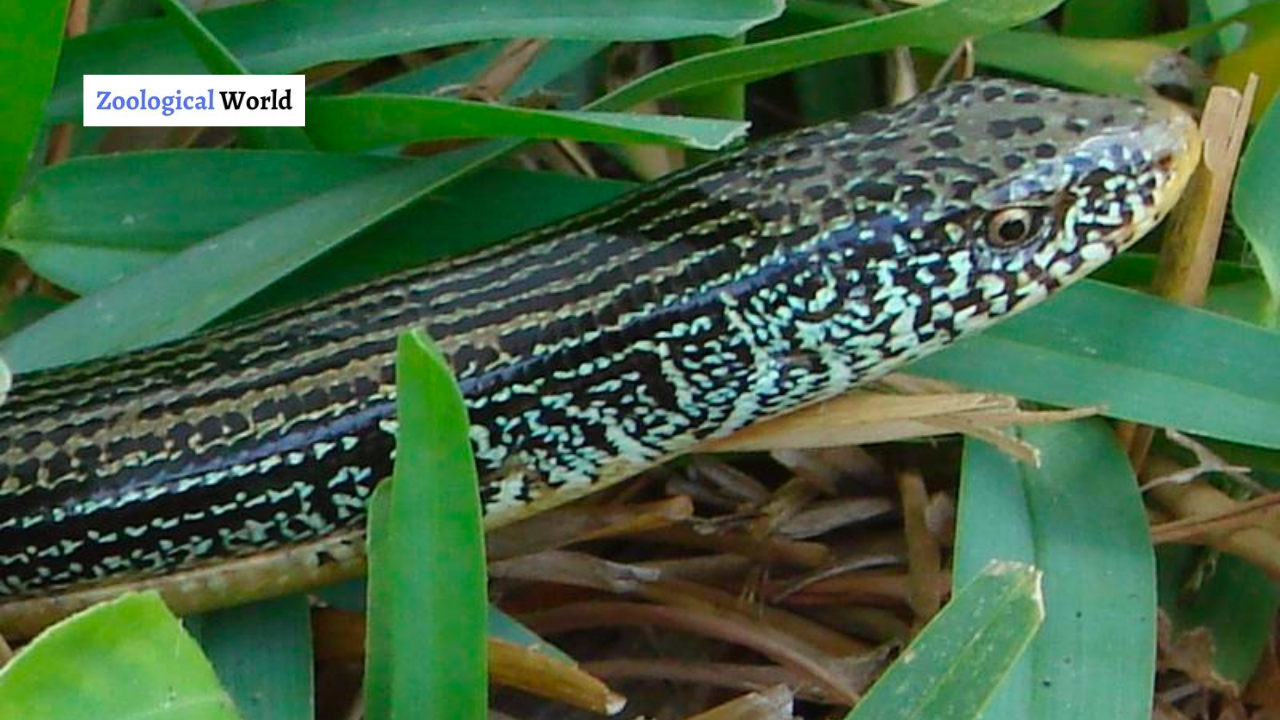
{"left": 83, "top": 74, "right": 306, "bottom": 127}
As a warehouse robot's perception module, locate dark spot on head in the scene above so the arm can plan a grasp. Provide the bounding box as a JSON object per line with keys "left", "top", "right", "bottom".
{"left": 1013, "top": 91, "right": 1040, "bottom": 104}
{"left": 1002, "top": 154, "right": 1026, "bottom": 171}
{"left": 850, "top": 181, "right": 896, "bottom": 203}
{"left": 1015, "top": 116, "right": 1045, "bottom": 134}
{"left": 16, "top": 431, "right": 41, "bottom": 453}
{"left": 803, "top": 184, "right": 829, "bottom": 201}
{"left": 838, "top": 156, "right": 859, "bottom": 173}
{"left": 15, "top": 458, "right": 38, "bottom": 480}
{"left": 910, "top": 144, "right": 929, "bottom": 154}
{"left": 982, "top": 85, "right": 1006, "bottom": 101}
{"left": 757, "top": 201, "right": 788, "bottom": 222}
{"left": 950, "top": 180, "right": 976, "bottom": 201}
{"left": 784, "top": 146, "right": 813, "bottom": 162}
{"left": 1100, "top": 113, "right": 1116, "bottom": 125}
{"left": 930, "top": 131, "right": 961, "bottom": 150}
{"left": 1034, "top": 143, "right": 1057, "bottom": 159}
{"left": 987, "top": 120, "right": 1016, "bottom": 139}
{"left": 1065, "top": 118, "right": 1089, "bottom": 134}
{"left": 197, "top": 416, "right": 223, "bottom": 442}
{"left": 75, "top": 445, "right": 102, "bottom": 466}
{"left": 868, "top": 156, "right": 895, "bottom": 176}
{"left": 916, "top": 104, "right": 941, "bottom": 123}
{"left": 849, "top": 114, "right": 890, "bottom": 135}
{"left": 820, "top": 197, "right": 846, "bottom": 222}
{"left": 902, "top": 187, "right": 933, "bottom": 205}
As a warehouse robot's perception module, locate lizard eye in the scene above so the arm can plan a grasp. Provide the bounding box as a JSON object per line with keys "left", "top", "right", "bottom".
{"left": 985, "top": 207, "right": 1045, "bottom": 248}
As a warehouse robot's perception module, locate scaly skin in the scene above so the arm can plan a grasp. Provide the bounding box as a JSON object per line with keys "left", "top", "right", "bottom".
{"left": 0, "top": 78, "right": 1200, "bottom": 634}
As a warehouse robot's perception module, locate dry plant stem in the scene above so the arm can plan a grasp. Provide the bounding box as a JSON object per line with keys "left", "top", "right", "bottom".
{"left": 684, "top": 684, "right": 796, "bottom": 720}
{"left": 930, "top": 37, "right": 975, "bottom": 88}
{"left": 701, "top": 375, "right": 1088, "bottom": 459}
{"left": 642, "top": 577, "right": 870, "bottom": 656}
{"left": 465, "top": 39, "right": 547, "bottom": 100}
{"left": 606, "top": 44, "right": 684, "bottom": 179}
{"left": 543, "top": 139, "right": 600, "bottom": 178}
{"left": 770, "top": 570, "right": 945, "bottom": 607}
{"left": 1117, "top": 79, "right": 1255, "bottom": 468}
{"left": 921, "top": 413, "right": 1041, "bottom": 465}
{"left": 688, "top": 457, "right": 773, "bottom": 504}
{"left": 1150, "top": 490, "right": 1280, "bottom": 545}
{"left": 864, "top": 0, "right": 917, "bottom": 102}
{"left": 806, "top": 605, "right": 911, "bottom": 644}
{"left": 519, "top": 600, "right": 861, "bottom": 704}
{"left": 1143, "top": 428, "right": 1258, "bottom": 494}
{"left": 489, "top": 637, "right": 627, "bottom": 716}
{"left": 770, "top": 553, "right": 902, "bottom": 604}
{"left": 43, "top": 0, "right": 91, "bottom": 165}
{"left": 311, "top": 608, "right": 626, "bottom": 715}
{"left": 1146, "top": 459, "right": 1280, "bottom": 580}
{"left": 492, "top": 550, "right": 869, "bottom": 654}
{"left": 486, "top": 496, "right": 693, "bottom": 561}
{"left": 640, "top": 554, "right": 757, "bottom": 583}
{"left": 631, "top": 526, "right": 830, "bottom": 568}
{"left": 303, "top": 60, "right": 368, "bottom": 89}
{"left": 778, "top": 496, "right": 896, "bottom": 539}
{"left": 750, "top": 471, "right": 829, "bottom": 538}
{"left": 586, "top": 660, "right": 837, "bottom": 704}
{"left": 897, "top": 471, "right": 943, "bottom": 622}
{"left": 489, "top": 551, "right": 660, "bottom": 594}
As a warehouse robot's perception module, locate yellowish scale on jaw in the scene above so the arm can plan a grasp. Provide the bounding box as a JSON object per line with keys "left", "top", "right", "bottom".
{"left": 1145, "top": 98, "right": 1203, "bottom": 226}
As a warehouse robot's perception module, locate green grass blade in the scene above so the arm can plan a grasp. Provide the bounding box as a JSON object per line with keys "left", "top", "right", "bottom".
{"left": 0, "top": 592, "right": 241, "bottom": 720}
{"left": 48, "top": 0, "right": 785, "bottom": 122}
{"left": 1233, "top": 90, "right": 1280, "bottom": 310}
{"left": 594, "top": 0, "right": 1063, "bottom": 112}
{"left": 363, "top": 482, "right": 395, "bottom": 720}
{"left": 0, "top": 143, "right": 509, "bottom": 373}
{"left": 912, "top": 281, "right": 1280, "bottom": 450}
{"left": 1061, "top": 0, "right": 1154, "bottom": 37}
{"left": 365, "top": 331, "right": 486, "bottom": 720}
{"left": 671, "top": 35, "right": 747, "bottom": 121}
{"left": 1, "top": 155, "right": 627, "bottom": 299}
{"left": 845, "top": 562, "right": 1044, "bottom": 720}
{"left": 0, "top": 1, "right": 69, "bottom": 222}
{"left": 954, "top": 420, "right": 1156, "bottom": 720}
{"left": 152, "top": 0, "right": 312, "bottom": 150}
{"left": 187, "top": 596, "right": 314, "bottom": 720}
{"left": 306, "top": 96, "right": 748, "bottom": 152}
{"left": 1, "top": 151, "right": 406, "bottom": 293}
